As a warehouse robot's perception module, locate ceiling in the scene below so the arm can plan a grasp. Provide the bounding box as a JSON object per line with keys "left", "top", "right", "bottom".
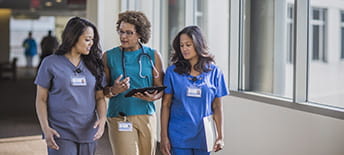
{"left": 0, "top": 0, "right": 86, "bottom": 18}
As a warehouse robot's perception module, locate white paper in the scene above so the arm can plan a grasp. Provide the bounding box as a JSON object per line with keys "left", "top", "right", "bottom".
{"left": 203, "top": 115, "right": 216, "bottom": 152}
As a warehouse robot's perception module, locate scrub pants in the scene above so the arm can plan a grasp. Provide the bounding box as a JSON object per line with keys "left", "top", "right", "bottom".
{"left": 25, "top": 56, "right": 33, "bottom": 67}
{"left": 107, "top": 114, "right": 156, "bottom": 155}
{"left": 171, "top": 147, "right": 210, "bottom": 155}
{"left": 47, "top": 139, "right": 96, "bottom": 155}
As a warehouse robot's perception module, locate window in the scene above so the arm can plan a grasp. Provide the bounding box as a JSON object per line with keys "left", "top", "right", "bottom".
{"left": 310, "top": 8, "right": 327, "bottom": 62}
{"left": 230, "top": 0, "right": 343, "bottom": 117}
{"left": 166, "top": 0, "right": 209, "bottom": 61}
{"left": 341, "top": 11, "right": 344, "bottom": 59}
{"left": 195, "top": 0, "right": 208, "bottom": 35}
{"left": 240, "top": 0, "right": 293, "bottom": 99}
{"left": 166, "top": 0, "right": 185, "bottom": 64}
{"left": 308, "top": 1, "right": 343, "bottom": 109}
{"left": 10, "top": 16, "right": 55, "bottom": 67}
{"left": 287, "top": 4, "right": 294, "bottom": 64}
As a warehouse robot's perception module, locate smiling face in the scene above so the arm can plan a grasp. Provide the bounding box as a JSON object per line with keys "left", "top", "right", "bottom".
{"left": 180, "top": 33, "right": 198, "bottom": 62}
{"left": 71, "top": 26, "right": 94, "bottom": 55}
{"left": 118, "top": 21, "right": 140, "bottom": 51}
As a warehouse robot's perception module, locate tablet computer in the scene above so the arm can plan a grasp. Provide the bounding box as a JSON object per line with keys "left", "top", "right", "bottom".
{"left": 124, "top": 86, "right": 167, "bottom": 97}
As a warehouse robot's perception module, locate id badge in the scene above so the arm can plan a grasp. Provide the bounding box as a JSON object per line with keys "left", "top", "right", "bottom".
{"left": 71, "top": 76, "right": 87, "bottom": 86}
{"left": 187, "top": 87, "right": 202, "bottom": 97}
{"left": 118, "top": 122, "right": 133, "bottom": 131}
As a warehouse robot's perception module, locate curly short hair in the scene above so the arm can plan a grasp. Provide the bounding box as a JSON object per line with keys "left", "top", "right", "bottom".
{"left": 116, "top": 11, "right": 151, "bottom": 44}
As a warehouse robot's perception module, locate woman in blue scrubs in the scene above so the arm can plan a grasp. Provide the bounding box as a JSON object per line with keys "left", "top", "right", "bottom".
{"left": 35, "top": 17, "right": 107, "bottom": 155}
{"left": 160, "top": 26, "right": 229, "bottom": 155}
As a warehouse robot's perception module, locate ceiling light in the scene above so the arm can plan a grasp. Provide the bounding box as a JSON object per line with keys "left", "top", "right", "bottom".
{"left": 45, "top": 2, "right": 53, "bottom": 7}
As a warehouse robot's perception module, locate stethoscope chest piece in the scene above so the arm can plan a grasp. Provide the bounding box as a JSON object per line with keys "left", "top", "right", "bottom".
{"left": 121, "top": 44, "right": 159, "bottom": 79}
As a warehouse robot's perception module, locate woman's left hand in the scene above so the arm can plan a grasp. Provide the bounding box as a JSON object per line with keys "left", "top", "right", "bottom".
{"left": 133, "top": 90, "right": 161, "bottom": 101}
{"left": 213, "top": 138, "right": 224, "bottom": 152}
{"left": 93, "top": 118, "right": 106, "bottom": 140}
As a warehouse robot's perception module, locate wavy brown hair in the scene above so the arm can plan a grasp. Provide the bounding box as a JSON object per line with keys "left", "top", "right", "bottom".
{"left": 171, "top": 25, "right": 214, "bottom": 74}
{"left": 116, "top": 11, "right": 151, "bottom": 44}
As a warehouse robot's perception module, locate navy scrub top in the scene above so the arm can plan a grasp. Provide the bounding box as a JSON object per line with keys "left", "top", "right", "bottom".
{"left": 164, "top": 64, "right": 229, "bottom": 149}
{"left": 35, "top": 54, "right": 102, "bottom": 143}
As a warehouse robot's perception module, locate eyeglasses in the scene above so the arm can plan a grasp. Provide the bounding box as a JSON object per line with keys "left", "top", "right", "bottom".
{"left": 117, "top": 30, "right": 136, "bottom": 36}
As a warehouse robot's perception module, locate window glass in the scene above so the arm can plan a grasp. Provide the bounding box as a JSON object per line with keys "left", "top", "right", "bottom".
{"left": 313, "top": 9, "right": 320, "bottom": 20}
{"left": 312, "top": 25, "right": 320, "bottom": 60}
{"left": 241, "top": 0, "right": 293, "bottom": 98}
{"left": 341, "top": 11, "right": 344, "bottom": 59}
{"left": 308, "top": 1, "right": 344, "bottom": 109}
{"left": 287, "top": 4, "right": 294, "bottom": 64}
{"left": 167, "top": 0, "right": 209, "bottom": 61}
{"left": 341, "top": 27, "right": 344, "bottom": 59}
{"left": 196, "top": 0, "right": 208, "bottom": 35}
{"left": 168, "top": 0, "right": 186, "bottom": 60}
{"left": 310, "top": 8, "right": 327, "bottom": 62}
{"left": 10, "top": 16, "right": 56, "bottom": 67}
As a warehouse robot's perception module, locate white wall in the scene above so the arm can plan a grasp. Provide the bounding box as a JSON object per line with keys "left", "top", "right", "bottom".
{"left": 218, "top": 96, "right": 344, "bottom": 155}
{"left": 207, "top": 0, "right": 230, "bottom": 82}
{"left": 86, "top": 0, "right": 120, "bottom": 52}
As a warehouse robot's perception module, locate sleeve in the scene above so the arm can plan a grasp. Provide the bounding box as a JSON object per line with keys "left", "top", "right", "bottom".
{"left": 214, "top": 67, "right": 230, "bottom": 98}
{"left": 163, "top": 66, "right": 174, "bottom": 94}
{"left": 101, "top": 73, "right": 108, "bottom": 88}
{"left": 34, "top": 58, "right": 53, "bottom": 89}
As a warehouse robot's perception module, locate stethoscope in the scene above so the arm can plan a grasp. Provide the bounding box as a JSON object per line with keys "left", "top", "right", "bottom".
{"left": 121, "top": 43, "right": 159, "bottom": 79}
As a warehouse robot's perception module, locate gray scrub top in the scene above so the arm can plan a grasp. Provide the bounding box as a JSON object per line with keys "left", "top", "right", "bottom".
{"left": 35, "top": 54, "right": 99, "bottom": 143}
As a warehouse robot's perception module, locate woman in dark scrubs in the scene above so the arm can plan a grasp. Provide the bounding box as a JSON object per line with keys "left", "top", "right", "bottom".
{"left": 35, "top": 17, "right": 107, "bottom": 155}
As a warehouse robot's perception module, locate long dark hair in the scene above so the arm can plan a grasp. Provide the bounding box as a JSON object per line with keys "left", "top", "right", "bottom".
{"left": 55, "top": 17, "right": 104, "bottom": 90}
{"left": 171, "top": 25, "right": 214, "bottom": 74}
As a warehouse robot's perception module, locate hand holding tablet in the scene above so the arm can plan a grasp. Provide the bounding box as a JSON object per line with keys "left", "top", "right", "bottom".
{"left": 124, "top": 86, "right": 167, "bottom": 97}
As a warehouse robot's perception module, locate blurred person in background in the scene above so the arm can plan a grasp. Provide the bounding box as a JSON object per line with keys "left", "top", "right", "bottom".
{"left": 22, "top": 31, "right": 37, "bottom": 68}
{"left": 38, "top": 30, "right": 59, "bottom": 70}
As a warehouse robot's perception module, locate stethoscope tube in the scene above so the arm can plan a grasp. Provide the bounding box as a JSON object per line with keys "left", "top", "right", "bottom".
{"left": 121, "top": 43, "right": 159, "bottom": 79}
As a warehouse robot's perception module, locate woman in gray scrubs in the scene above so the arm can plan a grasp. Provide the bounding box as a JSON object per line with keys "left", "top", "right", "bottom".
{"left": 35, "top": 17, "right": 107, "bottom": 155}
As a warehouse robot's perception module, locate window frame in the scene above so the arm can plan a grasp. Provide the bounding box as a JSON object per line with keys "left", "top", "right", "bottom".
{"left": 310, "top": 7, "right": 327, "bottom": 62}
{"left": 229, "top": 0, "right": 344, "bottom": 120}
{"left": 341, "top": 11, "right": 344, "bottom": 59}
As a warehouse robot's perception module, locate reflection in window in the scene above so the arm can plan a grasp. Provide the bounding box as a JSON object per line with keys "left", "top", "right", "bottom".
{"left": 167, "top": 0, "right": 208, "bottom": 60}
{"left": 196, "top": 0, "right": 208, "bottom": 35}
{"left": 308, "top": 3, "right": 343, "bottom": 109}
{"left": 287, "top": 4, "right": 294, "bottom": 64}
{"left": 168, "top": 0, "right": 185, "bottom": 63}
{"left": 310, "top": 8, "right": 327, "bottom": 62}
{"left": 341, "top": 11, "right": 344, "bottom": 59}
{"left": 241, "top": 0, "right": 292, "bottom": 98}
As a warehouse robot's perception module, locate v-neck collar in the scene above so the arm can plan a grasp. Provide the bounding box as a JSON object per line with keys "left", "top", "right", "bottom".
{"left": 62, "top": 55, "right": 82, "bottom": 69}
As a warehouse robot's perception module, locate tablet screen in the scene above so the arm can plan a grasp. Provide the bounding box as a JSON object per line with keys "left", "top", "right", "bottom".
{"left": 124, "top": 86, "right": 167, "bottom": 97}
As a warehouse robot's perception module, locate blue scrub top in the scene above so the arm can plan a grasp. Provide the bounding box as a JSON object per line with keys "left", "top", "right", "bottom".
{"left": 164, "top": 64, "right": 229, "bottom": 149}
{"left": 35, "top": 54, "right": 105, "bottom": 143}
{"left": 23, "top": 38, "right": 37, "bottom": 56}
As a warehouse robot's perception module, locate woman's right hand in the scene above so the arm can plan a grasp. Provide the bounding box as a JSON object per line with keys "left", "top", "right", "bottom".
{"left": 160, "top": 136, "right": 171, "bottom": 155}
{"left": 112, "top": 75, "right": 130, "bottom": 94}
{"left": 104, "top": 75, "right": 130, "bottom": 98}
{"left": 44, "top": 127, "right": 61, "bottom": 150}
